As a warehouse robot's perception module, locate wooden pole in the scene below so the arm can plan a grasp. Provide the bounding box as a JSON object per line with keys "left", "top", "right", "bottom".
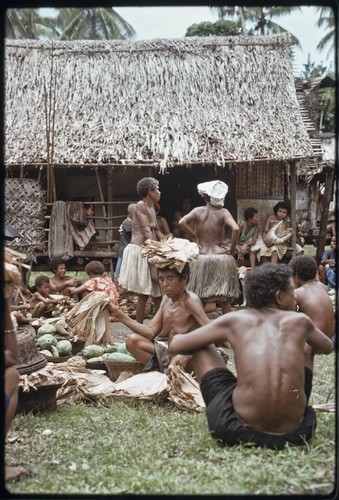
{"left": 315, "top": 166, "right": 335, "bottom": 264}
{"left": 95, "top": 167, "right": 113, "bottom": 275}
{"left": 289, "top": 161, "right": 297, "bottom": 256}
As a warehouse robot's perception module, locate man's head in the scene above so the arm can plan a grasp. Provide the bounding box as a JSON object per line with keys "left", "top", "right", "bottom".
{"left": 330, "top": 237, "right": 336, "bottom": 250}
{"left": 85, "top": 260, "right": 105, "bottom": 277}
{"left": 157, "top": 264, "right": 190, "bottom": 298}
{"left": 289, "top": 255, "right": 317, "bottom": 284}
{"left": 137, "top": 177, "right": 160, "bottom": 199}
{"left": 244, "top": 263, "right": 295, "bottom": 310}
{"left": 244, "top": 207, "right": 259, "bottom": 223}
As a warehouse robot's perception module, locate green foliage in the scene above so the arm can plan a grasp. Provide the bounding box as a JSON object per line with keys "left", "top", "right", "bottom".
{"left": 186, "top": 19, "right": 242, "bottom": 37}
{"left": 5, "top": 7, "right": 136, "bottom": 41}
{"left": 6, "top": 353, "right": 335, "bottom": 495}
{"left": 299, "top": 54, "right": 328, "bottom": 79}
{"left": 319, "top": 86, "right": 335, "bottom": 132}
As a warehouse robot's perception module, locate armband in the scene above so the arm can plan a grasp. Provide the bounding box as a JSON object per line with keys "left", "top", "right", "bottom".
{"left": 4, "top": 328, "right": 16, "bottom": 334}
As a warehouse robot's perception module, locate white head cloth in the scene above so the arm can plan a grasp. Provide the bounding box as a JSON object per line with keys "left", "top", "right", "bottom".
{"left": 197, "top": 180, "right": 228, "bottom": 207}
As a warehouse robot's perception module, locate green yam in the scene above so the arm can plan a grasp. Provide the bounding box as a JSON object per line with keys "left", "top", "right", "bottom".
{"left": 56, "top": 340, "right": 72, "bottom": 356}
{"left": 40, "top": 349, "right": 53, "bottom": 357}
{"left": 104, "top": 344, "right": 117, "bottom": 354}
{"left": 82, "top": 345, "right": 105, "bottom": 359}
{"left": 114, "top": 342, "right": 128, "bottom": 355}
{"left": 37, "top": 323, "right": 57, "bottom": 337}
{"left": 106, "top": 352, "right": 136, "bottom": 362}
{"left": 86, "top": 356, "right": 104, "bottom": 363}
{"left": 37, "top": 334, "right": 58, "bottom": 350}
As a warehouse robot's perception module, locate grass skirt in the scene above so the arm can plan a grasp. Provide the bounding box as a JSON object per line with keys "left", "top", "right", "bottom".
{"left": 188, "top": 254, "right": 240, "bottom": 303}
{"left": 119, "top": 243, "right": 162, "bottom": 297}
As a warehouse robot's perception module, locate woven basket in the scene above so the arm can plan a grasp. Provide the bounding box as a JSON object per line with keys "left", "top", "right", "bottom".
{"left": 42, "top": 354, "right": 71, "bottom": 363}
{"left": 16, "top": 326, "right": 47, "bottom": 375}
{"left": 71, "top": 340, "right": 86, "bottom": 355}
{"left": 105, "top": 360, "right": 144, "bottom": 382}
{"left": 16, "top": 382, "right": 63, "bottom": 414}
{"left": 85, "top": 361, "right": 107, "bottom": 371}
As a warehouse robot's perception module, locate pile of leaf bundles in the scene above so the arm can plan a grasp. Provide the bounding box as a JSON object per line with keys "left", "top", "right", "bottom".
{"left": 66, "top": 291, "right": 114, "bottom": 345}
{"left": 141, "top": 236, "right": 199, "bottom": 272}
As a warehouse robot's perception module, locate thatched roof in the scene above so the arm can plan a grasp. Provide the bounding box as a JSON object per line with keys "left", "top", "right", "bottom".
{"left": 5, "top": 35, "right": 315, "bottom": 171}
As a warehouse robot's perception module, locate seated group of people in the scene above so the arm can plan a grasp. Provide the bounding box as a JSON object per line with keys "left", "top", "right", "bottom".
{"left": 235, "top": 201, "right": 304, "bottom": 267}
{"left": 10, "top": 258, "right": 119, "bottom": 324}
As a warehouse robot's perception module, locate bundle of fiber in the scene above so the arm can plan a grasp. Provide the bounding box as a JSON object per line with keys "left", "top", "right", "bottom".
{"left": 141, "top": 235, "right": 199, "bottom": 272}
{"left": 168, "top": 365, "right": 205, "bottom": 412}
{"left": 66, "top": 291, "right": 113, "bottom": 345}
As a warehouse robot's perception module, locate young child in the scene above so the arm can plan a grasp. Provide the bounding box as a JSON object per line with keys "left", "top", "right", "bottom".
{"left": 30, "top": 275, "right": 66, "bottom": 318}
{"left": 236, "top": 207, "right": 260, "bottom": 268}
{"left": 69, "top": 260, "right": 119, "bottom": 320}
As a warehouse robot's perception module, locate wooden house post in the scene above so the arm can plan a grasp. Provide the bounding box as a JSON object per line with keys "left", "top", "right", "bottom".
{"left": 315, "top": 166, "right": 335, "bottom": 263}
{"left": 289, "top": 161, "right": 297, "bottom": 255}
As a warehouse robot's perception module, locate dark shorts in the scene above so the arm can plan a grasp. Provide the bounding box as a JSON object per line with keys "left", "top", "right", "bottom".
{"left": 200, "top": 366, "right": 316, "bottom": 450}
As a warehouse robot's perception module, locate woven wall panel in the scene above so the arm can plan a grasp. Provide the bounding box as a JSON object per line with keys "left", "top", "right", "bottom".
{"left": 5, "top": 178, "right": 47, "bottom": 261}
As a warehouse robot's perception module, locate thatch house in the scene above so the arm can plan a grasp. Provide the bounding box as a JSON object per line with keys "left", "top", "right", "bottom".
{"left": 4, "top": 34, "right": 322, "bottom": 270}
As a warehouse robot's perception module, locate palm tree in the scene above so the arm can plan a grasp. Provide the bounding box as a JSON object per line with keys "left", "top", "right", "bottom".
{"left": 210, "top": 6, "right": 302, "bottom": 48}
{"left": 316, "top": 6, "right": 335, "bottom": 60}
{"left": 6, "top": 8, "right": 58, "bottom": 39}
{"left": 209, "top": 6, "right": 249, "bottom": 34}
{"left": 55, "top": 8, "right": 136, "bottom": 40}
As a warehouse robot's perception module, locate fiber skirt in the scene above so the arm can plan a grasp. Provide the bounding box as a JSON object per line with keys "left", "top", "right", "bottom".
{"left": 188, "top": 254, "right": 240, "bottom": 303}
{"left": 119, "top": 243, "right": 162, "bottom": 297}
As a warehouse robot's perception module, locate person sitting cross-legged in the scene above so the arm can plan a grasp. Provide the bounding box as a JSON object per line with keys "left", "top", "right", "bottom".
{"left": 169, "top": 263, "right": 333, "bottom": 450}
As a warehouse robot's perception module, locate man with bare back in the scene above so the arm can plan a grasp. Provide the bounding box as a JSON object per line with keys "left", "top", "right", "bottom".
{"left": 290, "top": 255, "right": 335, "bottom": 370}
{"left": 119, "top": 177, "right": 165, "bottom": 323}
{"left": 109, "top": 264, "right": 210, "bottom": 373}
{"left": 169, "top": 263, "right": 333, "bottom": 449}
{"left": 178, "top": 180, "right": 239, "bottom": 314}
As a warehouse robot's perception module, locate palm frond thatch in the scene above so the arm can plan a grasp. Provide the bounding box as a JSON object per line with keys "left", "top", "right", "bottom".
{"left": 5, "top": 35, "right": 314, "bottom": 170}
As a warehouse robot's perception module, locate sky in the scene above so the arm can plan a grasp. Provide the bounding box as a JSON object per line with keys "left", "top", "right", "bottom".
{"left": 39, "top": 5, "right": 334, "bottom": 76}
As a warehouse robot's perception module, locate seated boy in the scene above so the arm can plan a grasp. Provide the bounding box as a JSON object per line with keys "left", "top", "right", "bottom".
{"left": 30, "top": 275, "right": 66, "bottom": 318}
{"left": 169, "top": 263, "right": 333, "bottom": 449}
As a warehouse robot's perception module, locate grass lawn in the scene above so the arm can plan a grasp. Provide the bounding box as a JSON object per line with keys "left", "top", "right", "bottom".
{"left": 5, "top": 352, "right": 336, "bottom": 496}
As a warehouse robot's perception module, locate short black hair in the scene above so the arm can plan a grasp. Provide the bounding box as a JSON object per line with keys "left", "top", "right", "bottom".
{"left": 244, "top": 207, "right": 258, "bottom": 221}
{"left": 289, "top": 255, "right": 317, "bottom": 281}
{"left": 49, "top": 258, "right": 67, "bottom": 272}
{"left": 35, "top": 275, "right": 50, "bottom": 288}
{"left": 157, "top": 263, "right": 190, "bottom": 284}
{"left": 244, "top": 263, "right": 292, "bottom": 308}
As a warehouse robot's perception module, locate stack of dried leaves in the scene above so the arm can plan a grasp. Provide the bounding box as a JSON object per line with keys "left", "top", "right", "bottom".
{"left": 66, "top": 291, "right": 113, "bottom": 345}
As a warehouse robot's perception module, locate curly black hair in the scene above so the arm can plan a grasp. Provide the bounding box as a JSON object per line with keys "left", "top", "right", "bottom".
{"left": 85, "top": 260, "right": 105, "bottom": 276}
{"left": 273, "top": 201, "right": 291, "bottom": 216}
{"left": 289, "top": 255, "right": 317, "bottom": 282}
{"left": 244, "top": 263, "right": 292, "bottom": 308}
